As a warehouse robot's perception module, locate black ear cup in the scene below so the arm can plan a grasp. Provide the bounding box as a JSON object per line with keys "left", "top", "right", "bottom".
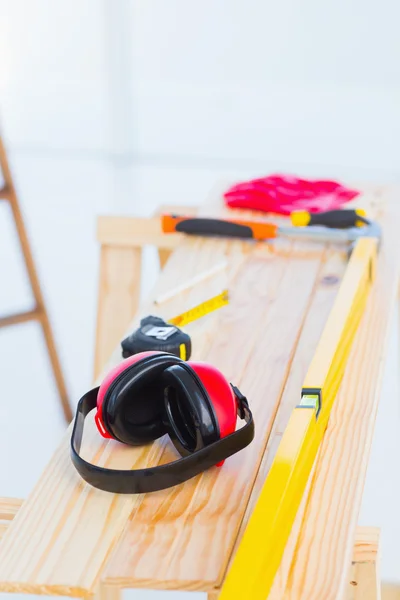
{"left": 162, "top": 364, "right": 220, "bottom": 456}
{"left": 103, "top": 354, "right": 183, "bottom": 445}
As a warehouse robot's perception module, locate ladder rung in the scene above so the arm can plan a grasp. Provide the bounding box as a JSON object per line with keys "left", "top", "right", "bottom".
{"left": 0, "top": 309, "right": 42, "bottom": 328}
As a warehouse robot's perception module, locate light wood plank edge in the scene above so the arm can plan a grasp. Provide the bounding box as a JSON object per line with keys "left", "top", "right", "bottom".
{"left": 95, "top": 583, "right": 122, "bottom": 600}
{"left": 0, "top": 497, "right": 23, "bottom": 542}
{"left": 93, "top": 245, "right": 142, "bottom": 380}
{"left": 348, "top": 527, "right": 381, "bottom": 600}
{"left": 97, "top": 203, "right": 197, "bottom": 250}
{"left": 0, "top": 497, "right": 24, "bottom": 521}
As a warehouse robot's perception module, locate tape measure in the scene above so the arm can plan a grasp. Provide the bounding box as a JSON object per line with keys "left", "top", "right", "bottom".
{"left": 121, "top": 290, "right": 229, "bottom": 361}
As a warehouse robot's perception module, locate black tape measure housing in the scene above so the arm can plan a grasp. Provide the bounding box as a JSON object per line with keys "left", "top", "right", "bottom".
{"left": 121, "top": 315, "right": 192, "bottom": 360}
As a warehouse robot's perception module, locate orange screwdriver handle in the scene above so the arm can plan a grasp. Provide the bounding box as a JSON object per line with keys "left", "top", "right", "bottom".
{"left": 162, "top": 214, "right": 278, "bottom": 240}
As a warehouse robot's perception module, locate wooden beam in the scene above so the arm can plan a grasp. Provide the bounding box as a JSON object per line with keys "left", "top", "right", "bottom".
{"left": 97, "top": 216, "right": 182, "bottom": 249}
{"left": 93, "top": 245, "right": 142, "bottom": 380}
{"left": 348, "top": 527, "right": 380, "bottom": 600}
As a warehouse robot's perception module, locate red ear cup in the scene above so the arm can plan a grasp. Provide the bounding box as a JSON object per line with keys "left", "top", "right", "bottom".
{"left": 162, "top": 362, "right": 237, "bottom": 466}
{"left": 187, "top": 362, "right": 237, "bottom": 440}
{"left": 95, "top": 351, "right": 170, "bottom": 439}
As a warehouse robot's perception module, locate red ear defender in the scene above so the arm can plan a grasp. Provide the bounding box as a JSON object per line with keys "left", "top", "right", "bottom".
{"left": 71, "top": 352, "right": 254, "bottom": 494}
{"left": 186, "top": 362, "right": 237, "bottom": 466}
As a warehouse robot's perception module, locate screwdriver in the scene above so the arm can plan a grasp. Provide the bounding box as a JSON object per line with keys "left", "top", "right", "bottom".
{"left": 162, "top": 209, "right": 369, "bottom": 244}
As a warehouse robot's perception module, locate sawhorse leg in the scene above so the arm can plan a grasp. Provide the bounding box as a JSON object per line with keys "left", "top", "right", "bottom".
{"left": 348, "top": 527, "right": 381, "bottom": 600}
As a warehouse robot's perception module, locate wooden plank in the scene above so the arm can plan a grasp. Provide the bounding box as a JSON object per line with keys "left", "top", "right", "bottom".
{"left": 95, "top": 584, "right": 122, "bottom": 600}
{"left": 0, "top": 236, "right": 237, "bottom": 597}
{"left": 0, "top": 498, "right": 24, "bottom": 520}
{"left": 93, "top": 245, "right": 142, "bottom": 379}
{"left": 0, "top": 524, "right": 8, "bottom": 540}
{"left": 101, "top": 241, "right": 324, "bottom": 593}
{"left": 280, "top": 205, "right": 399, "bottom": 599}
{"left": 97, "top": 216, "right": 182, "bottom": 249}
{"left": 352, "top": 527, "right": 380, "bottom": 563}
{"left": 348, "top": 527, "right": 381, "bottom": 600}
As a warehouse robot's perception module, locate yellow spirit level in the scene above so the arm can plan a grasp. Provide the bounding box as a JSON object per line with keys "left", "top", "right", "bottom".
{"left": 219, "top": 237, "right": 377, "bottom": 600}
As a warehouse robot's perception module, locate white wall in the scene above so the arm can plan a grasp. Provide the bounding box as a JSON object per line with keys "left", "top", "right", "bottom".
{"left": 0, "top": 0, "right": 399, "bottom": 590}
{"left": 125, "top": 0, "right": 400, "bottom": 214}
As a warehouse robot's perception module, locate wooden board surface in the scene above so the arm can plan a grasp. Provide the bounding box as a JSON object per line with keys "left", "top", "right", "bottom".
{"left": 0, "top": 184, "right": 395, "bottom": 598}
{"left": 278, "top": 200, "right": 400, "bottom": 599}
{"left": 102, "top": 241, "right": 325, "bottom": 591}
{"left": 0, "top": 236, "right": 240, "bottom": 597}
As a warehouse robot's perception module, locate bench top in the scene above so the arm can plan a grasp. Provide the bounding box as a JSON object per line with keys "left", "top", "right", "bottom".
{"left": 0, "top": 183, "right": 397, "bottom": 599}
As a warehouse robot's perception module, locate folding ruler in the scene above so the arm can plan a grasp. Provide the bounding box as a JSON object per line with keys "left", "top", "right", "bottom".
{"left": 219, "top": 236, "right": 378, "bottom": 600}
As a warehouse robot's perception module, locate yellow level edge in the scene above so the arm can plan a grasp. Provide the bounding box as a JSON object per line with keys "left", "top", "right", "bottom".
{"left": 304, "top": 237, "right": 377, "bottom": 390}
{"left": 219, "top": 237, "right": 377, "bottom": 600}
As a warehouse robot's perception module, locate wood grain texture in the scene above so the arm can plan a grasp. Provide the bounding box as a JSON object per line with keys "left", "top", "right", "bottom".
{"left": 101, "top": 240, "right": 325, "bottom": 592}
{"left": 0, "top": 497, "right": 24, "bottom": 520}
{"left": 0, "top": 236, "right": 239, "bottom": 597}
{"left": 0, "top": 524, "right": 8, "bottom": 540}
{"left": 280, "top": 204, "right": 400, "bottom": 599}
{"left": 347, "top": 528, "right": 381, "bottom": 600}
{"left": 95, "top": 583, "right": 122, "bottom": 600}
{"left": 226, "top": 248, "right": 346, "bottom": 599}
{"left": 93, "top": 245, "right": 142, "bottom": 379}
{"left": 352, "top": 527, "right": 380, "bottom": 563}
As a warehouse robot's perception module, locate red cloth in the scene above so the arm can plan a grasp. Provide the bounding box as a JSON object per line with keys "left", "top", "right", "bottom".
{"left": 224, "top": 174, "right": 359, "bottom": 215}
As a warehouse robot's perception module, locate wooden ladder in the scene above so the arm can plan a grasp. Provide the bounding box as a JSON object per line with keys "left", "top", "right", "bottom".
{"left": 0, "top": 134, "right": 71, "bottom": 422}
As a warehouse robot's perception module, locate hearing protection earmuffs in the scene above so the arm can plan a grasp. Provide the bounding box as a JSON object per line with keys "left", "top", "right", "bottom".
{"left": 71, "top": 351, "right": 254, "bottom": 494}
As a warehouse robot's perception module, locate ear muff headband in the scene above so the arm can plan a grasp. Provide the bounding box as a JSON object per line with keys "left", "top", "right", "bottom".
{"left": 70, "top": 384, "right": 254, "bottom": 494}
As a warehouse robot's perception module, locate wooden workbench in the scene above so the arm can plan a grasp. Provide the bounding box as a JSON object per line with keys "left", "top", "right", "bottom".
{"left": 0, "top": 184, "right": 398, "bottom": 599}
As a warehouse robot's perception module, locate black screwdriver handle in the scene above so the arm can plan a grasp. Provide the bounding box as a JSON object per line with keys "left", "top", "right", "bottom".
{"left": 292, "top": 209, "right": 367, "bottom": 229}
